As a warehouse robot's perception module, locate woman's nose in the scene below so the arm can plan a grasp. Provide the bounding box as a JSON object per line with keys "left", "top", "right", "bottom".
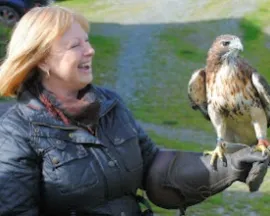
{"left": 84, "top": 43, "right": 95, "bottom": 56}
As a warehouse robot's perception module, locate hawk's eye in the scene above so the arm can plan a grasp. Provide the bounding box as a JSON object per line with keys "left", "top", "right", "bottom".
{"left": 222, "top": 41, "right": 230, "bottom": 46}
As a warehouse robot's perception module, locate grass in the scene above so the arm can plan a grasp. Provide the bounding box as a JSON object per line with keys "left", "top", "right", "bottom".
{"left": 146, "top": 130, "right": 213, "bottom": 151}
{"left": 90, "top": 35, "right": 121, "bottom": 86}
{"left": 55, "top": 0, "right": 103, "bottom": 11}
{"left": 239, "top": 2, "right": 270, "bottom": 81}
{"left": 0, "top": 22, "right": 11, "bottom": 60}
{"left": 55, "top": 0, "right": 112, "bottom": 21}
{"left": 129, "top": 23, "right": 217, "bottom": 133}
{"left": 130, "top": 0, "right": 270, "bottom": 135}
{"left": 0, "top": 23, "right": 12, "bottom": 101}
{"left": 185, "top": 177, "right": 270, "bottom": 216}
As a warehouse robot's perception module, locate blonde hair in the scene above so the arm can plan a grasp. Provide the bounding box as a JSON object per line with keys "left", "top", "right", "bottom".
{"left": 0, "top": 6, "right": 89, "bottom": 97}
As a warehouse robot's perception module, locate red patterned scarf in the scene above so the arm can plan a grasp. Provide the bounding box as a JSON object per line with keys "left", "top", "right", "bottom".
{"left": 27, "top": 81, "right": 100, "bottom": 133}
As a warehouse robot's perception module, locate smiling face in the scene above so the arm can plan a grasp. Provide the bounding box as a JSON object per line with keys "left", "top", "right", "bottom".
{"left": 39, "top": 21, "right": 95, "bottom": 95}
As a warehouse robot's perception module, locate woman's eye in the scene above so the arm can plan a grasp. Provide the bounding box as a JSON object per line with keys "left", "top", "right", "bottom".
{"left": 71, "top": 44, "right": 79, "bottom": 48}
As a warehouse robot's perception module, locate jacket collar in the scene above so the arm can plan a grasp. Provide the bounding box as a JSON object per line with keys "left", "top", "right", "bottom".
{"left": 18, "top": 85, "right": 118, "bottom": 126}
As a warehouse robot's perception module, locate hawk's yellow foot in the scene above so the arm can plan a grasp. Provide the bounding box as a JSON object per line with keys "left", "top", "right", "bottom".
{"left": 204, "top": 141, "right": 227, "bottom": 168}
{"left": 253, "top": 138, "right": 270, "bottom": 156}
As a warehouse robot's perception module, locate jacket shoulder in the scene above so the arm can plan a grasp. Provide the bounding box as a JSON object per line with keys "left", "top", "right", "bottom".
{"left": 94, "top": 85, "right": 124, "bottom": 102}
{"left": 0, "top": 103, "right": 31, "bottom": 138}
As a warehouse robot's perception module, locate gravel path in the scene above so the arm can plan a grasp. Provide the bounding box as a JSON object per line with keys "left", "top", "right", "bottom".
{"left": 96, "top": 0, "right": 261, "bottom": 99}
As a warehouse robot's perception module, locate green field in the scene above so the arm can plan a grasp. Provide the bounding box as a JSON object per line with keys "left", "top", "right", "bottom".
{"left": 129, "top": 1, "right": 270, "bottom": 134}
{"left": 1, "top": 0, "right": 270, "bottom": 215}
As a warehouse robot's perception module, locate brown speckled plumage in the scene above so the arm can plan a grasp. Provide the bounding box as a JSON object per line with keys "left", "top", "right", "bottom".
{"left": 188, "top": 34, "right": 270, "bottom": 146}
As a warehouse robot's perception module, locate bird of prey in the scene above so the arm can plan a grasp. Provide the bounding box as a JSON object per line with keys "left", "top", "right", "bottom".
{"left": 188, "top": 34, "right": 270, "bottom": 167}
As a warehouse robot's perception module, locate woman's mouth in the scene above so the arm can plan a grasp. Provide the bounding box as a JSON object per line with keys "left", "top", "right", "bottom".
{"left": 78, "top": 62, "right": 91, "bottom": 74}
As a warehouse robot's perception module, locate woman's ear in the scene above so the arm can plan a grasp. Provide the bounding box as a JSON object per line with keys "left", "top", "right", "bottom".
{"left": 37, "top": 61, "right": 49, "bottom": 72}
{"left": 37, "top": 61, "right": 50, "bottom": 78}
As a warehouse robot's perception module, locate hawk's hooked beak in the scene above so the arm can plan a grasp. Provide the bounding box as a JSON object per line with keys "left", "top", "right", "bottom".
{"left": 229, "top": 38, "right": 243, "bottom": 52}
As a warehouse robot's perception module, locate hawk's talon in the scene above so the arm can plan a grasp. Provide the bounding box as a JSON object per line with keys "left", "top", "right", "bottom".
{"left": 204, "top": 144, "right": 227, "bottom": 168}
{"left": 254, "top": 139, "right": 270, "bottom": 156}
{"left": 254, "top": 144, "right": 270, "bottom": 156}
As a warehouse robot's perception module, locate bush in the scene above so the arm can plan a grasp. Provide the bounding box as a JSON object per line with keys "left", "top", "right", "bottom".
{"left": 0, "top": 22, "right": 12, "bottom": 59}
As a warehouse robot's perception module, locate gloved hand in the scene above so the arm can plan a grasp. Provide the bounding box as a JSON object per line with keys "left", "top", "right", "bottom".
{"left": 145, "top": 146, "right": 269, "bottom": 215}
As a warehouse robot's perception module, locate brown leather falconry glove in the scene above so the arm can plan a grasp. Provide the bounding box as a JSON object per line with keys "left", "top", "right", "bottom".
{"left": 145, "top": 146, "right": 269, "bottom": 215}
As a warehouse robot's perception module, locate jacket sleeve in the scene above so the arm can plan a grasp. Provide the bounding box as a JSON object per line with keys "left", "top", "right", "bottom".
{"left": 134, "top": 121, "right": 159, "bottom": 181}
{"left": 0, "top": 114, "right": 40, "bottom": 215}
{"left": 99, "top": 87, "right": 159, "bottom": 187}
{"left": 122, "top": 106, "right": 159, "bottom": 188}
{"left": 107, "top": 89, "right": 159, "bottom": 185}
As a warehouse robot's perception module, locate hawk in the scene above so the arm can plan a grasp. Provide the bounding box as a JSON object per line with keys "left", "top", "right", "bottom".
{"left": 188, "top": 34, "right": 270, "bottom": 167}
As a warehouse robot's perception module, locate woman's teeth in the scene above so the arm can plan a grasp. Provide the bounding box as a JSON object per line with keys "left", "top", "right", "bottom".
{"left": 78, "top": 63, "right": 90, "bottom": 69}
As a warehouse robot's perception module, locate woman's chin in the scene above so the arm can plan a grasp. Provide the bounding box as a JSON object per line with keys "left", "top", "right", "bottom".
{"left": 78, "top": 73, "right": 93, "bottom": 85}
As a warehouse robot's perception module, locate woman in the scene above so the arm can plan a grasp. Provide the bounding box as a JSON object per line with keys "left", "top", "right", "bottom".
{"left": 0, "top": 6, "right": 268, "bottom": 216}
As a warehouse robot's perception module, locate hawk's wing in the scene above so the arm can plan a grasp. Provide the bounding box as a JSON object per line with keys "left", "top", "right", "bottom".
{"left": 252, "top": 72, "right": 270, "bottom": 127}
{"left": 187, "top": 68, "right": 210, "bottom": 120}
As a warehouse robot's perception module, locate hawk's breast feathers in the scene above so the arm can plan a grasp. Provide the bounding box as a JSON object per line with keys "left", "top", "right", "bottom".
{"left": 206, "top": 60, "right": 261, "bottom": 119}
{"left": 188, "top": 59, "right": 270, "bottom": 125}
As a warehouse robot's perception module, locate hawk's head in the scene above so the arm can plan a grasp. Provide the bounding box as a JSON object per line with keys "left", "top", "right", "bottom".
{"left": 208, "top": 34, "right": 243, "bottom": 63}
